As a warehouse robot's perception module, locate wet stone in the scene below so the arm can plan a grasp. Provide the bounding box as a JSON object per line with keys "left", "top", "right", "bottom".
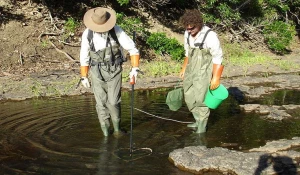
{"left": 169, "top": 137, "right": 300, "bottom": 175}
{"left": 240, "top": 104, "right": 294, "bottom": 121}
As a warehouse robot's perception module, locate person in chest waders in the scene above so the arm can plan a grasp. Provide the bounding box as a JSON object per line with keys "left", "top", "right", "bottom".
{"left": 79, "top": 7, "right": 140, "bottom": 137}
{"left": 179, "top": 9, "right": 224, "bottom": 134}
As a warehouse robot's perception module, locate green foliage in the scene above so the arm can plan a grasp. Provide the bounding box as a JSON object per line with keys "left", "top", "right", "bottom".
{"left": 64, "top": 17, "right": 80, "bottom": 34}
{"left": 116, "top": 13, "right": 146, "bottom": 38}
{"left": 198, "top": 0, "right": 242, "bottom": 26}
{"left": 116, "top": 0, "right": 130, "bottom": 6}
{"left": 40, "top": 39, "right": 49, "bottom": 48}
{"left": 263, "top": 21, "right": 296, "bottom": 54}
{"left": 216, "top": 3, "right": 241, "bottom": 21}
{"left": 91, "top": 0, "right": 101, "bottom": 6}
{"left": 196, "top": 0, "right": 298, "bottom": 55}
{"left": 146, "top": 32, "right": 184, "bottom": 61}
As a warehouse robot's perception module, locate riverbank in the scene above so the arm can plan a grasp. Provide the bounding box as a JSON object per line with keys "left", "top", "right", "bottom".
{"left": 1, "top": 51, "right": 300, "bottom": 101}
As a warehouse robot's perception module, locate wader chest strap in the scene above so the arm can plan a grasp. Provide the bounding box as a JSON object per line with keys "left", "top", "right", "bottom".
{"left": 187, "top": 28, "right": 212, "bottom": 49}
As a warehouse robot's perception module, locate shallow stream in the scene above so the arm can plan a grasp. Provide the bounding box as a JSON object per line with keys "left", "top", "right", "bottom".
{"left": 0, "top": 88, "right": 300, "bottom": 174}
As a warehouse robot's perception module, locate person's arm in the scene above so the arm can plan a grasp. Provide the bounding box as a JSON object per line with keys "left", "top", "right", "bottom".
{"left": 206, "top": 32, "right": 224, "bottom": 90}
{"left": 114, "top": 26, "right": 140, "bottom": 84}
{"left": 180, "top": 31, "right": 189, "bottom": 79}
{"left": 79, "top": 29, "right": 91, "bottom": 88}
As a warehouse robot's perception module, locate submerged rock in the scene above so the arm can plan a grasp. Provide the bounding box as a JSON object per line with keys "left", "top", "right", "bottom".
{"left": 239, "top": 104, "right": 298, "bottom": 121}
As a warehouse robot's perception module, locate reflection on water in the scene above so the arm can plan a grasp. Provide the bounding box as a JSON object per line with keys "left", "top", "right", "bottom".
{"left": 0, "top": 88, "right": 300, "bottom": 174}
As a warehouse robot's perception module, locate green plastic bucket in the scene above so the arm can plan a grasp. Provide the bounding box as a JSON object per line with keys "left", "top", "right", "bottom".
{"left": 204, "top": 84, "right": 229, "bottom": 109}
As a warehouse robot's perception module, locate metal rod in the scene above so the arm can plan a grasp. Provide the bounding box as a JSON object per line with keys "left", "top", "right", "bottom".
{"left": 129, "top": 31, "right": 136, "bottom": 157}
{"left": 129, "top": 83, "right": 134, "bottom": 156}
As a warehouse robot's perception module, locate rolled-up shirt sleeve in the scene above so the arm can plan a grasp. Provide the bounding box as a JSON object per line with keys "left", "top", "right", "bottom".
{"left": 206, "top": 32, "right": 223, "bottom": 65}
{"left": 79, "top": 29, "right": 91, "bottom": 66}
{"left": 183, "top": 31, "right": 189, "bottom": 57}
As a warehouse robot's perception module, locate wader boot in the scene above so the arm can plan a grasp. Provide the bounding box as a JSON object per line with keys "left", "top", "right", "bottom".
{"left": 196, "top": 119, "right": 207, "bottom": 133}
{"left": 188, "top": 113, "right": 208, "bottom": 133}
{"left": 101, "top": 120, "right": 110, "bottom": 137}
{"left": 195, "top": 118, "right": 208, "bottom": 134}
{"left": 187, "top": 113, "right": 199, "bottom": 128}
{"left": 101, "top": 125, "right": 109, "bottom": 136}
{"left": 112, "top": 119, "right": 124, "bottom": 137}
{"left": 187, "top": 122, "right": 197, "bottom": 128}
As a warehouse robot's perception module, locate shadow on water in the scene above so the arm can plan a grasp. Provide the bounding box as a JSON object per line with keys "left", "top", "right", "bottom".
{"left": 0, "top": 87, "right": 300, "bottom": 174}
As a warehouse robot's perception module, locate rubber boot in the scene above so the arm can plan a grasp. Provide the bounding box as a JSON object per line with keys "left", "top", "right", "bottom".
{"left": 187, "top": 113, "right": 199, "bottom": 128}
{"left": 112, "top": 120, "right": 124, "bottom": 138}
{"left": 100, "top": 119, "right": 110, "bottom": 137}
{"left": 187, "top": 122, "right": 197, "bottom": 128}
{"left": 101, "top": 125, "right": 109, "bottom": 137}
{"left": 195, "top": 118, "right": 208, "bottom": 134}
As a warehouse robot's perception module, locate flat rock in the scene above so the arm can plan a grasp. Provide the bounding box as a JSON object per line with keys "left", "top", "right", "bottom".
{"left": 169, "top": 137, "right": 300, "bottom": 174}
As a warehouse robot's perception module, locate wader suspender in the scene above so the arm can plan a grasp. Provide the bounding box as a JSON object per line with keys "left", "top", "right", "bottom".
{"left": 87, "top": 28, "right": 120, "bottom": 52}
{"left": 187, "top": 29, "right": 212, "bottom": 49}
{"left": 87, "top": 28, "right": 124, "bottom": 73}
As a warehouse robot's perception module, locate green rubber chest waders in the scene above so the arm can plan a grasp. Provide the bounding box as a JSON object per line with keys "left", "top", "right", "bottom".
{"left": 89, "top": 45, "right": 123, "bottom": 136}
{"left": 183, "top": 47, "right": 213, "bottom": 133}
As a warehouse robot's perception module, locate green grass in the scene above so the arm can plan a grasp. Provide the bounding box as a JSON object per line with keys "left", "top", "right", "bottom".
{"left": 141, "top": 59, "right": 182, "bottom": 78}
{"left": 121, "top": 58, "right": 182, "bottom": 82}
{"left": 223, "top": 43, "right": 299, "bottom": 75}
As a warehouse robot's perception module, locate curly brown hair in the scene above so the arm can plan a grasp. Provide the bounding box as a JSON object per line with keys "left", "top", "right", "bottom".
{"left": 179, "top": 9, "right": 203, "bottom": 29}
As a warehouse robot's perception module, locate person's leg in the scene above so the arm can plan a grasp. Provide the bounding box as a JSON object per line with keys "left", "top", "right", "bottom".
{"left": 183, "top": 78, "right": 197, "bottom": 127}
{"left": 192, "top": 77, "right": 210, "bottom": 133}
{"left": 106, "top": 71, "right": 122, "bottom": 134}
{"left": 91, "top": 65, "right": 110, "bottom": 136}
{"left": 184, "top": 74, "right": 210, "bottom": 133}
{"left": 193, "top": 107, "right": 210, "bottom": 133}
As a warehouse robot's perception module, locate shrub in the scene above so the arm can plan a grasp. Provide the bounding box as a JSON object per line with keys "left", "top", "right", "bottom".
{"left": 116, "top": 13, "right": 146, "bottom": 39}
{"left": 263, "top": 21, "right": 296, "bottom": 54}
{"left": 64, "top": 17, "right": 79, "bottom": 34}
{"left": 146, "top": 32, "right": 184, "bottom": 61}
{"left": 116, "top": 0, "right": 130, "bottom": 6}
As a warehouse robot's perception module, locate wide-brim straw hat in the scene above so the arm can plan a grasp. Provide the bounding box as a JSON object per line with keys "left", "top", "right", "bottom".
{"left": 83, "top": 7, "right": 116, "bottom": 32}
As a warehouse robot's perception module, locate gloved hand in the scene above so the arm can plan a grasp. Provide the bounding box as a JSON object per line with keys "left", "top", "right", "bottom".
{"left": 129, "top": 67, "right": 139, "bottom": 84}
{"left": 81, "top": 77, "right": 90, "bottom": 88}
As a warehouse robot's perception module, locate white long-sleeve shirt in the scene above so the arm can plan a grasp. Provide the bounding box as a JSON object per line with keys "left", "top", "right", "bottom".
{"left": 80, "top": 25, "right": 139, "bottom": 66}
{"left": 184, "top": 26, "right": 223, "bottom": 64}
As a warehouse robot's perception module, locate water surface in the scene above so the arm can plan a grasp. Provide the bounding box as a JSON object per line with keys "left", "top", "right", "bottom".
{"left": 0, "top": 88, "right": 300, "bottom": 174}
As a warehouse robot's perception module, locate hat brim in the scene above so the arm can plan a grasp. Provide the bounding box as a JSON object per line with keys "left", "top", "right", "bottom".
{"left": 83, "top": 7, "right": 116, "bottom": 33}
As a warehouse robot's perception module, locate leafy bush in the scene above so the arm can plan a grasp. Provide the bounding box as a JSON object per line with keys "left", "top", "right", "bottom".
{"left": 263, "top": 21, "right": 296, "bottom": 54}
{"left": 116, "top": 13, "right": 146, "bottom": 39}
{"left": 116, "top": 0, "right": 130, "bottom": 6}
{"left": 198, "top": 0, "right": 242, "bottom": 26}
{"left": 64, "top": 17, "right": 79, "bottom": 34}
{"left": 146, "top": 32, "right": 184, "bottom": 61}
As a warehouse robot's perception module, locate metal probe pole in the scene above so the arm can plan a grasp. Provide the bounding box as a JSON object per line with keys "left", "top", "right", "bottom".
{"left": 129, "top": 31, "right": 136, "bottom": 157}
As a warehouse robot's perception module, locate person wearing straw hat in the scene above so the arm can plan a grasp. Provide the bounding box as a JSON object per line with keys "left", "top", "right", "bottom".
{"left": 79, "top": 7, "right": 140, "bottom": 137}
{"left": 179, "top": 9, "right": 224, "bottom": 134}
